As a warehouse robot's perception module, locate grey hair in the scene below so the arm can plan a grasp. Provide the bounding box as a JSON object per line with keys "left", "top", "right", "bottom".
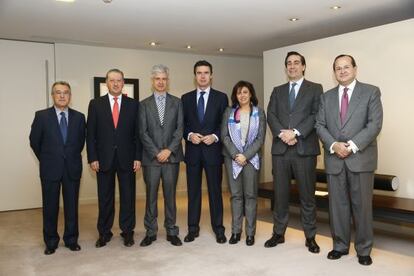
{"left": 151, "top": 64, "right": 169, "bottom": 78}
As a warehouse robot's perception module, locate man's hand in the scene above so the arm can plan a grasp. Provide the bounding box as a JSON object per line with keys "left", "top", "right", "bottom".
{"left": 279, "top": 129, "right": 296, "bottom": 144}
{"left": 332, "top": 142, "right": 351, "bottom": 159}
{"left": 190, "top": 133, "right": 204, "bottom": 144}
{"left": 287, "top": 138, "right": 298, "bottom": 146}
{"left": 201, "top": 134, "right": 216, "bottom": 145}
{"left": 133, "top": 160, "right": 141, "bottom": 172}
{"left": 157, "top": 149, "right": 172, "bottom": 163}
{"left": 90, "top": 161, "right": 100, "bottom": 172}
{"left": 235, "top": 154, "right": 247, "bottom": 166}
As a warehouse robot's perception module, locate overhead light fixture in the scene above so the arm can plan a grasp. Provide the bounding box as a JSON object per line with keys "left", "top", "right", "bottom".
{"left": 218, "top": 48, "right": 224, "bottom": 52}
{"left": 56, "top": 0, "right": 76, "bottom": 2}
{"left": 331, "top": 6, "right": 341, "bottom": 10}
{"left": 186, "top": 45, "right": 192, "bottom": 49}
{"left": 289, "top": 18, "right": 299, "bottom": 22}
{"left": 149, "top": 42, "right": 159, "bottom": 46}
{"left": 102, "top": 0, "right": 112, "bottom": 3}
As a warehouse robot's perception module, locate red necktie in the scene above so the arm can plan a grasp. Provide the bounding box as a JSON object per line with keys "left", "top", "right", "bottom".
{"left": 340, "top": 87, "right": 349, "bottom": 125}
{"left": 113, "top": 96, "right": 119, "bottom": 128}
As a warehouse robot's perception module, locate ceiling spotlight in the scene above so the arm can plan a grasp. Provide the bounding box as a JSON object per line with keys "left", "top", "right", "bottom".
{"left": 289, "top": 18, "right": 299, "bottom": 22}
{"left": 102, "top": 0, "right": 112, "bottom": 3}
{"left": 218, "top": 48, "right": 224, "bottom": 52}
{"left": 186, "top": 45, "right": 192, "bottom": 49}
{"left": 149, "top": 42, "right": 158, "bottom": 46}
{"left": 56, "top": 0, "right": 76, "bottom": 2}
{"left": 331, "top": 6, "right": 341, "bottom": 10}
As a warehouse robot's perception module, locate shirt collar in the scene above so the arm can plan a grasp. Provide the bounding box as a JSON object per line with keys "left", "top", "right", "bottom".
{"left": 339, "top": 79, "right": 357, "bottom": 92}
{"left": 54, "top": 106, "right": 68, "bottom": 116}
{"left": 290, "top": 77, "right": 304, "bottom": 88}
{"left": 154, "top": 91, "right": 167, "bottom": 99}
{"left": 197, "top": 86, "right": 211, "bottom": 96}
{"left": 108, "top": 93, "right": 122, "bottom": 102}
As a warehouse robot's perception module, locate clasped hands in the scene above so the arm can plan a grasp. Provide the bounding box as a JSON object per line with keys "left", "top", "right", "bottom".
{"left": 332, "top": 142, "right": 352, "bottom": 159}
{"left": 234, "top": 153, "right": 247, "bottom": 166}
{"left": 189, "top": 133, "right": 216, "bottom": 145}
{"left": 156, "top": 149, "right": 171, "bottom": 163}
{"left": 279, "top": 129, "right": 297, "bottom": 146}
{"left": 89, "top": 160, "right": 141, "bottom": 172}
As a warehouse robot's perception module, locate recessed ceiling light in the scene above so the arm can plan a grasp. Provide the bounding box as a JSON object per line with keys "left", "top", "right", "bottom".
{"left": 289, "top": 18, "right": 299, "bottom": 22}
{"left": 218, "top": 48, "right": 224, "bottom": 52}
{"left": 331, "top": 6, "right": 341, "bottom": 10}
{"left": 186, "top": 45, "right": 192, "bottom": 49}
{"left": 149, "top": 42, "right": 159, "bottom": 46}
{"left": 102, "top": 0, "right": 112, "bottom": 3}
{"left": 56, "top": 0, "right": 76, "bottom": 2}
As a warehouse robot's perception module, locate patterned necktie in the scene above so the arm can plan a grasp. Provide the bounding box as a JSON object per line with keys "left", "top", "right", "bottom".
{"left": 340, "top": 87, "right": 349, "bottom": 125}
{"left": 197, "top": 91, "right": 206, "bottom": 122}
{"left": 59, "top": 111, "right": 67, "bottom": 144}
{"left": 157, "top": 95, "right": 166, "bottom": 125}
{"left": 113, "top": 96, "right": 119, "bottom": 128}
{"left": 289, "top": 82, "right": 297, "bottom": 110}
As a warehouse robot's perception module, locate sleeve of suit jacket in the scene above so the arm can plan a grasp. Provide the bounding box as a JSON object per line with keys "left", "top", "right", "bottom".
{"left": 295, "top": 83, "right": 323, "bottom": 138}
{"left": 29, "top": 111, "right": 43, "bottom": 160}
{"left": 213, "top": 92, "right": 229, "bottom": 140}
{"left": 267, "top": 87, "right": 285, "bottom": 136}
{"left": 86, "top": 99, "right": 98, "bottom": 163}
{"left": 139, "top": 101, "right": 160, "bottom": 158}
{"left": 79, "top": 113, "right": 86, "bottom": 152}
{"left": 166, "top": 100, "right": 184, "bottom": 153}
{"left": 221, "top": 107, "right": 240, "bottom": 158}
{"left": 243, "top": 107, "right": 267, "bottom": 160}
{"left": 135, "top": 101, "right": 143, "bottom": 161}
{"left": 315, "top": 93, "right": 337, "bottom": 149}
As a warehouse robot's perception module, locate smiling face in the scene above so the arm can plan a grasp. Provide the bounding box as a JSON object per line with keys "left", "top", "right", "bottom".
{"left": 52, "top": 84, "right": 71, "bottom": 110}
{"left": 194, "top": 65, "right": 212, "bottom": 90}
{"left": 236, "top": 86, "right": 251, "bottom": 107}
{"left": 334, "top": 56, "right": 357, "bottom": 86}
{"left": 286, "top": 54, "right": 305, "bottom": 81}
{"left": 106, "top": 71, "right": 124, "bottom": 96}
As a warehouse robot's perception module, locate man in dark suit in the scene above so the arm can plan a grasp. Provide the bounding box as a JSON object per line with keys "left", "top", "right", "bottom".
{"left": 316, "top": 55, "right": 383, "bottom": 266}
{"left": 181, "top": 60, "right": 228, "bottom": 243}
{"left": 139, "top": 64, "right": 183, "bottom": 247}
{"left": 87, "top": 68, "right": 142, "bottom": 248}
{"left": 266, "top": 51, "right": 322, "bottom": 253}
{"left": 30, "top": 81, "right": 86, "bottom": 255}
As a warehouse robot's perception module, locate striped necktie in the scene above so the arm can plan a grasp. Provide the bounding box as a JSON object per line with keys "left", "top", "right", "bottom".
{"left": 157, "top": 95, "right": 166, "bottom": 125}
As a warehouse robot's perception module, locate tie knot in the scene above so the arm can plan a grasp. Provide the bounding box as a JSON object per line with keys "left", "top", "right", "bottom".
{"left": 114, "top": 96, "right": 118, "bottom": 102}
{"left": 158, "top": 95, "right": 165, "bottom": 101}
{"left": 343, "top": 87, "right": 349, "bottom": 94}
{"left": 291, "top": 82, "right": 297, "bottom": 88}
{"left": 200, "top": 91, "right": 206, "bottom": 96}
{"left": 60, "top": 111, "right": 66, "bottom": 118}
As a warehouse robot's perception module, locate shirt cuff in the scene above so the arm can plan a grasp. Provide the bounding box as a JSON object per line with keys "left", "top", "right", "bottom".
{"left": 212, "top": 134, "right": 219, "bottom": 142}
{"left": 293, "top": 128, "right": 301, "bottom": 137}
{"left": 347, "top": 140, "right": 359, "bottom": 154}
{"left": 187, "top": 132, "right": 193, "bottom": 141}
{"left": 329, "top": 142, "right": 336, "bottom": 154}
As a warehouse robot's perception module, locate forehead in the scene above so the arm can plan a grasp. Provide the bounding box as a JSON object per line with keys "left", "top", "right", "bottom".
{"left": 287, "top": 55, "right": 302, "bottom": 63}
{"left": 153, "top": 72, "right": 168, "bottom": 79}
{"left": 238, "top": 86, "right": 250, "bottom": 93}
{"left": 195, "top": 65, "right": 211, "bottom": 73}
{"left": 107, "top": 72, "right": 123, "bottom": 80}
{"left": 53, "top": 84, "right": 70, "bottom": 92}
{"left": 335, "top": 56, "right": 353, "bottom": 66}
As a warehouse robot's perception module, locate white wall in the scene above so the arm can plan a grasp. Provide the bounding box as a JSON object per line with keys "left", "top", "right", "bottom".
{"left": 263, "top": 19, "right": 414, "bottom": 199}
{"left": 55, "top": 43, "right": 263, "bottom": 203}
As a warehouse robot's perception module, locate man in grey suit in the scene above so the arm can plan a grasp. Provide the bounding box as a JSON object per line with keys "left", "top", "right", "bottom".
{"left": 138, "top": 64, "right": 184, "bottom": 246}
{"left": 315, "top": 54, "right": 383, "bottom": 266}
{"left": 266, "top": 51, "right": 322, "bottom": 253}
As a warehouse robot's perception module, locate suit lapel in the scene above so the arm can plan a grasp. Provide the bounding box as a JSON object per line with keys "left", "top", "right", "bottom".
{"left": 332, "top": 86, "right": 341, "bottom": 129}
{"left": 149, "top": 95, "right": 162, "bottom": 126}
{"left": 164, "top": 94, "right": 174, "bottom": 127}
{"left": 189, "top": 90, "right": 199, "bottom": 123}
{"left": 48, "top": 107, "right": 64, "bottom": 145}
{"left": 342, "top": 81, "right": 362, "bottom": 127}
{"left": 203, "top": 89, "right": 216, "bottom": 125}
{"left": 280, "top": 83, "right": 290, "bottom": 113}
{"left": 117, "top": 94, "right": 129, "bottom": 129}
{"left": 66, "top": 108, "right": 76, "bottom": 143}
{"left": 101, "top": 94, "right": 114, "bottom": 129}
{"left": 292, "top": 80, "right": 308, "bottom": 109}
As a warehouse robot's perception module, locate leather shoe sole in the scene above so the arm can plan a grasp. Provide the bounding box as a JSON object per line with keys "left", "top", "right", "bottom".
{"left": 358, "top": 255, "right": 373, "bottom": 266}
{"left": 327, "top": 250, "right": 349, "bottom": 260}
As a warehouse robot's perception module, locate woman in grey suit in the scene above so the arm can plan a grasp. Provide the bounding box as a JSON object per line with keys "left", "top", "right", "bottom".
{"left": 221, "top": 81, "right": 266, "bottom": 246}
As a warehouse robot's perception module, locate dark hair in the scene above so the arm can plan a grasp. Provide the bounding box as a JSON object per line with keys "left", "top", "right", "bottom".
{"left": 285, "top": 51, "right": 306, "bottom": 67}
{"left": 333, "top": 54, "right": 357, "bottom": 71}
{"left": 51, "top": 81, "right": 71, "bottom": 94}
{"left": 193, "top": 60, "right": 213, "bottom": 75}
{"left": 106, "top": 68, "right": 125, "bottom": 80}
{"left": 231, "top": 80, "right": 259, "bottom": 107}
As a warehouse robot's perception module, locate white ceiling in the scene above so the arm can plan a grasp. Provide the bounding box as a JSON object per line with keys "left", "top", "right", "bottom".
{"left": 0, "top": 0, "right": 413, "bottom": 57}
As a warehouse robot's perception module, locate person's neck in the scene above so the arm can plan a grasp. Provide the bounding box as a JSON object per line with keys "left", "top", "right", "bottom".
{"left": 198, "top": 86, "right": 209, "bottom": 91}
{"left": 55, "top": 106, "right": 67, "bottom": 112}
{"left": 239, "top": 103, "right": 250, "bottom": 112}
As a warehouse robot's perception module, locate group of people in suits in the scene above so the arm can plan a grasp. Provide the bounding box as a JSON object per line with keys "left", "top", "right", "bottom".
{"left": 29, "top": 54, "right": 382, "bottom": 267}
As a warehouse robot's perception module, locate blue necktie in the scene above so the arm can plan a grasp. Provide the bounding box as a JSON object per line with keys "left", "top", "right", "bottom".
{"left": 197, "top": 91, "right": 205, "bottom": 122}
{"left": 60, "top": 111, "right": 68, "bottom": 144}
{"left": 289, "top": 82, "right": 297, "bottom": 110}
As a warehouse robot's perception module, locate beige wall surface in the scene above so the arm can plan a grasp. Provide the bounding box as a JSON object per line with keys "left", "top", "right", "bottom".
{"left": 55, "top": 43, "right": 263, "bottom": 203}
{"left": 263, "top": 19, "right": 414, "bottom": 199}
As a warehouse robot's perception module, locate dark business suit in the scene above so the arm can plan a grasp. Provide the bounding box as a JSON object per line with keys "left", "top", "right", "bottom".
{"left": 29, "top": 107, "right": 86, "bottom": 249}
{"left": 87, "top": 94, "right": 142, "bottom": 239}
{"left": 267, "top": 79, "right": 322, "bottom": 238}
{"left": 181, "top": 88, "right": 228, "bottom": 235}
{"left": 139, "top": 93, "right": 183, "bottom": 237}
{"left": 315, "top": 81, "right": 383, "bottom": 256}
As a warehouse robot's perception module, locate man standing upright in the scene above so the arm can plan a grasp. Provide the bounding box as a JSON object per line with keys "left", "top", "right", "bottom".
{"left": 315, "top": 55, "right": 383, "bottom": 266}
{"left": 181, "top": 60, "right": 228, "bottom": 243}
{"left": 266, "top": 51, "right": 322, "bottom": 253}
{"left": 139, "top": 64, "right": 183, "bottom": 247}
{"left": 87, "top": 69, "right": 142, "bottom": 248}
{"left": 30, "top": 81, "right": 86, "bottom": 255}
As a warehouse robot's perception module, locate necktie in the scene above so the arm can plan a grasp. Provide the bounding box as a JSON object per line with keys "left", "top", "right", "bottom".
{"left": 157, "top": 95, "right": 166, "bottom": 125}
{"left": 340, "top": 87, "right": 349, "bottom": 125}
{"left": 289, "top": 82, "right": 297, "bottom": 110}
{"left": 59, "top": 111, "right": 67, "bottom": 144}
{"left": 113, "top": 96, "right": 119, "bottom": 128}
{"left": 197, "top": 91, "right": 205, "bottom": 122}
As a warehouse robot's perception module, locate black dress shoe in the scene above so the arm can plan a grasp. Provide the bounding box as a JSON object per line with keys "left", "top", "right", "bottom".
{"left": 184, "top": 232, "right": 199, "bottom": 243}
{"left": 358, "top": 255, "right": 373, "bottom": 266}
{"left": 140, "top": 235, "right": 156, "bottom": 247}
{"left": 216, "top": 233, "right": 227, "bottom": 244}
{"left": 95, "top": 236, "right": 111, "bottom": 248}
{"left": 65, "top": 243, "right": 81, "bottom": 251}
{"left": 264, "top": 234, "right": 285, "bottom": 248}
{"left": 246, "top": 236, "right": 255, "bottom": 246}
{"left": 305, "top": 238, "right": 320, "bottom": 253}
{"left": 167, "top": 235, "right": 182, "bottom": 246}
{"left": 229, "top": 233, "right": 241, "bottom": 244}
{"left": 123, "top": 235, "right": 135, "bottom": 247}
{"left": 327, "top": 250, "right": 349, "bottom": 260}
{"left": 44, "top": 247, "right": 56, "bottom": 255}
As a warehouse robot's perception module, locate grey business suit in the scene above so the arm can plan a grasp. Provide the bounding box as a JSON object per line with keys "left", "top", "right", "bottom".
{"left": 139, "top": 93, "right": 184, "bottom": 237}
{"left": 221, "top": 106, "right": 266, "bottom": 236}
{"left": 315, "top": 81, "right": 383, "bottom": 256}
{"left": 267, "top": 79, "right": 322, "bottom": 238}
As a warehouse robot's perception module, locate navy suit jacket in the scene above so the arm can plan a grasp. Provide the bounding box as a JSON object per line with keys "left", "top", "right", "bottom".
{"left": 86, "top": 94, "right": 142, "bottom": 171}
{"left": 30, "top": 107, "right": 86, "bottom": 181}
{"left": 181, "top": 88, "right": 228, "bottom": 165}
